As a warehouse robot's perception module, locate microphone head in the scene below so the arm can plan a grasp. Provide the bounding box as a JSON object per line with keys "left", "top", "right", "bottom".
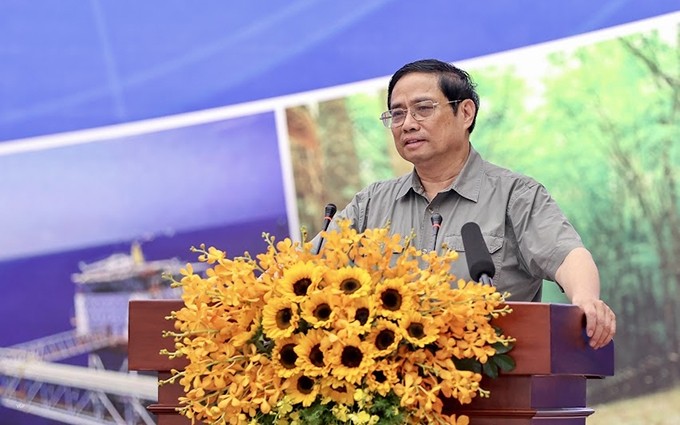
{"left": 431, "top": 213, "right": 442, "bottom": 226}
{"left": 324, "top": 203, "right": 337, "bottom": 219}
{"left": 461, "top": 222, "right": 495, "bottom": 282}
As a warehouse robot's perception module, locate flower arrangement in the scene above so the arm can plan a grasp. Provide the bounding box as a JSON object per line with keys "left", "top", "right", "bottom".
{"left": 161, "top": 219, "right": 515, "bottom": 425}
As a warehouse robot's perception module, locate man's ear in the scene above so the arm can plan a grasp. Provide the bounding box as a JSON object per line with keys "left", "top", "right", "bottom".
{"left": 460, "top": 99, "right": 476, "bottom": 128}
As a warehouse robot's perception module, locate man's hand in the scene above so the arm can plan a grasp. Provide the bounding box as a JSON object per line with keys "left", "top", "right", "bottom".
{"left": 555, "top": 247, "right": 616, "bottom": 349}
{"left": 572, "top": 297, "right": 616, "bottom": 349}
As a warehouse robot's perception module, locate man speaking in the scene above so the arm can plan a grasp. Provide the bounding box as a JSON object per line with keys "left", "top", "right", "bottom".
{"left": 326, "top": 59, "right": 616, "bottom": 350}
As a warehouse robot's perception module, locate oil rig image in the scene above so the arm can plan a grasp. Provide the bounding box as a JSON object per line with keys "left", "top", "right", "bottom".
{"left": 0, "top": 243, "right": 202, "bottom": 424}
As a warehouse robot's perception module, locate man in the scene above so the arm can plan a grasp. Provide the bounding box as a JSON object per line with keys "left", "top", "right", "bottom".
{"left": 327, "top": 59, "right": 615, "bottom": 349}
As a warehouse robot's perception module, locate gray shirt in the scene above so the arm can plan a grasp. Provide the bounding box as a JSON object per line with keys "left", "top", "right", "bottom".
{"left": 327, "top": 146, "right": 583, "bottom": 301}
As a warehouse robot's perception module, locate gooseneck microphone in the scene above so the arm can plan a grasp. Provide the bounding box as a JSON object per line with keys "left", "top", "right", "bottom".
{"left": 313, "top": 203, "right": 337, "bottom": 255}
{"left": 430, "top": 213, "right": 442, "bottom": 252}
{"left": 461, "top": 222, "right": 495, "bottom": 285}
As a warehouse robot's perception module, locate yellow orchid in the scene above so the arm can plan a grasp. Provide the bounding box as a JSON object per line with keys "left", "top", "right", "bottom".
{"left": 163, "top": 219, "right": 514, "bottom": 424}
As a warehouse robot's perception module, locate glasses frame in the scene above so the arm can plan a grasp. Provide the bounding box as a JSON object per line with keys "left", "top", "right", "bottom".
{"left": 380, "top": 99, "right": 463, "bottom": 128}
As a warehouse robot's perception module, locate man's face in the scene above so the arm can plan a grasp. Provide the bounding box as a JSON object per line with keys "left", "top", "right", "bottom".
{"left": 389, "top": 72, "right": 472, "bottom": 168}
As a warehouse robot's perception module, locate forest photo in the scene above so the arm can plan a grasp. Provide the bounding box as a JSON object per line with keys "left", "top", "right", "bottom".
{"left": 286, "top": 19, "right": 680, "bottom": 405}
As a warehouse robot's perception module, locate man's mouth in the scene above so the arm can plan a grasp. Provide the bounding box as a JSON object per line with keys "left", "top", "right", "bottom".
{"left": 403, "top": 138, "right": 425, "bottom": 147}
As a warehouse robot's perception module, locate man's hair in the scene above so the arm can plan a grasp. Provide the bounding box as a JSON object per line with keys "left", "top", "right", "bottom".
{"left": 387, "top": 59, "right": 480, "bottom": 133}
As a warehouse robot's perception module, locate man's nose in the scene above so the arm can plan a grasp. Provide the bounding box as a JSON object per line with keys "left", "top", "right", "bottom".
{"left": 401, "top": 110, "right": 420, "bottom": 129}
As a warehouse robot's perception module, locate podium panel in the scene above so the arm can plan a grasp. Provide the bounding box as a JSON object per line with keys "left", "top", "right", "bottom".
{"left": 128, "top": 301, "right": 614, "bottom": 425}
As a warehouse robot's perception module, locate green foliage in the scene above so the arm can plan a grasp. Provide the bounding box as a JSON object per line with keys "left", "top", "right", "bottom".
{"left": 471, "top": 22, "right": 680, "bottom": 389}
{"left": 452, "top": 357, "right": 482, "bottom": 374}
{"left": 250, "top": 324, "right": 274, "bottom": 356}
{"left": 346, "top": 93, "right": 394, "bottom": 186}
{"left": 259, "top": 392, "right": 405, "bottom": 425}
{"left": 290, "top": 21, "right": 679, "bottom": 400}
{"left": 453, "top": 338, "right": 516, "bottom": 379}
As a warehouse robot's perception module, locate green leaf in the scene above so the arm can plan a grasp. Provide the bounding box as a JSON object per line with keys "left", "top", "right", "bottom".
{"left": 482, "top": 361, "right": 499, "bottom": 379}
{"left": 491, "top": 341, "right": 513, "bottom": 355}
{"left": 453, "top": 357, "right": 482, "bottom": 374}
{"left": 493, "top": 354, "right": 516, "bottom": 372}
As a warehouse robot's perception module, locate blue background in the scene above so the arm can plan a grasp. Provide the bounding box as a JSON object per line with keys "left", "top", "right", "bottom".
{"left": 1, "top": 0, "right": 677, "bottom": 141}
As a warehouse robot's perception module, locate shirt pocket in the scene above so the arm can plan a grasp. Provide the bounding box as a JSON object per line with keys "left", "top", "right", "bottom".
{"left": 442, "top": 234, "right": 504, "bottom": 281}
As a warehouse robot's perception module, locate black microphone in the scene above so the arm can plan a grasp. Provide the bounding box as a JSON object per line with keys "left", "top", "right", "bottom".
{"left": 461, "top": 222, "right": 495, "bottom": 285}
{"left": 322, "top": 203, "right": 337, "bottom": 231}
{"left": 430, "top": 213, "right": 442, "bottom": 252}
{"left": 313, "top": 203, "right": 337, "bottom": 255}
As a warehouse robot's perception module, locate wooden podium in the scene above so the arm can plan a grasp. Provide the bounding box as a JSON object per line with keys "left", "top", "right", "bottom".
{"left": 128, "top": 301, "right": 614, "bottom": 424}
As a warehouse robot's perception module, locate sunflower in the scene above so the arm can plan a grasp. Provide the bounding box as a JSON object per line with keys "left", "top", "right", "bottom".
{"left": 261, "top": 297, "right": 299, "bottom": 340}
{"left": 272, "top": 335, "right": 302, "bottom": 378}
{"left": 300, "top": 290, "right": 340, "bottom": 329}
{"left": 374, "top": 278, "right": 414, "bottom": 320}
{"left": 283, "top": 372, "right": 319, "bottom": 407}
{"left": 400, "top": 311, "right": 440, "bottom": 347}
{"left": 325, "top": 266, "right": 372, "bottom": 298}
{"left": 295, "top": 329, "right": 331, "bottom": 377}
{"left": 278, "top": 261, "right": 324, "bottom": 301}
{"left": 339, "top": 294, "right": 375, "bottom": 332}
{"left": 165, "top": 219, "right": 514, "bottom": 425}
{"left": 365, "top": 359, "right": 399, "bottom": 397}
{"left": 320, "top": 376, "right": 356, "bottom": 405}
{"left": 367, "top": 319, "right": 402, "bottom": 357}
{"left": 327, "top": 328, "right": 375, "bottom": 384}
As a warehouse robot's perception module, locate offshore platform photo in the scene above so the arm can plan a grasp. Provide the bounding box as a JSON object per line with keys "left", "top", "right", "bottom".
{"left": 0, "top": 242, "right": 203, "bottom": 425}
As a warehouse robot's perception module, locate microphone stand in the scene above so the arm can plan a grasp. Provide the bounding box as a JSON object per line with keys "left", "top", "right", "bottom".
{"left": 478, "top": 273, "right": 493, "bottom": 286}
{"left": 430, "top": 213, "right": 442, "bottom": 253}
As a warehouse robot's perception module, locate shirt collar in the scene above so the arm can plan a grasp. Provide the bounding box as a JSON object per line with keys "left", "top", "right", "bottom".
{"left": 451, "top": 145, "right": 482, "bottom": 202}
{"left": 396, "top": 171, "right": 418, "bottom": 199}
{"left": 395, "top": 144, "right": 483, "bottom": 202}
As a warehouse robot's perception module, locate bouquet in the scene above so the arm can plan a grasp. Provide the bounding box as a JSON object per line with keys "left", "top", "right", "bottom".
{"left": 161, "top": 219, "right": 515, "bottom": 425}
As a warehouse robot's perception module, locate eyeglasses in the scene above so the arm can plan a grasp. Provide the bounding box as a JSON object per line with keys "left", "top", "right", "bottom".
{"left": 380, "top": 99, "right": 462, "bottom": 128}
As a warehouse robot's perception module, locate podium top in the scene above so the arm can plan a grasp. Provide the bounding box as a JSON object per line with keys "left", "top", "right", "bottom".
{"left": 494, "top": 302, "right": 614, "bottom": 376}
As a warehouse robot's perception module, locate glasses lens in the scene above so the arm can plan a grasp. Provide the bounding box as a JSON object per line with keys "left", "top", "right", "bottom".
{"left": 380, "top": 111, "right": 392, "bottom": 128}
{"left": 412, "top": 100, "right": 436, "bottom": 120}
{"left": 389, "top": 109, "right": 407, "bottom": 127}
{"left": 381, "top": 102, "right": 440, "bottom": 128}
